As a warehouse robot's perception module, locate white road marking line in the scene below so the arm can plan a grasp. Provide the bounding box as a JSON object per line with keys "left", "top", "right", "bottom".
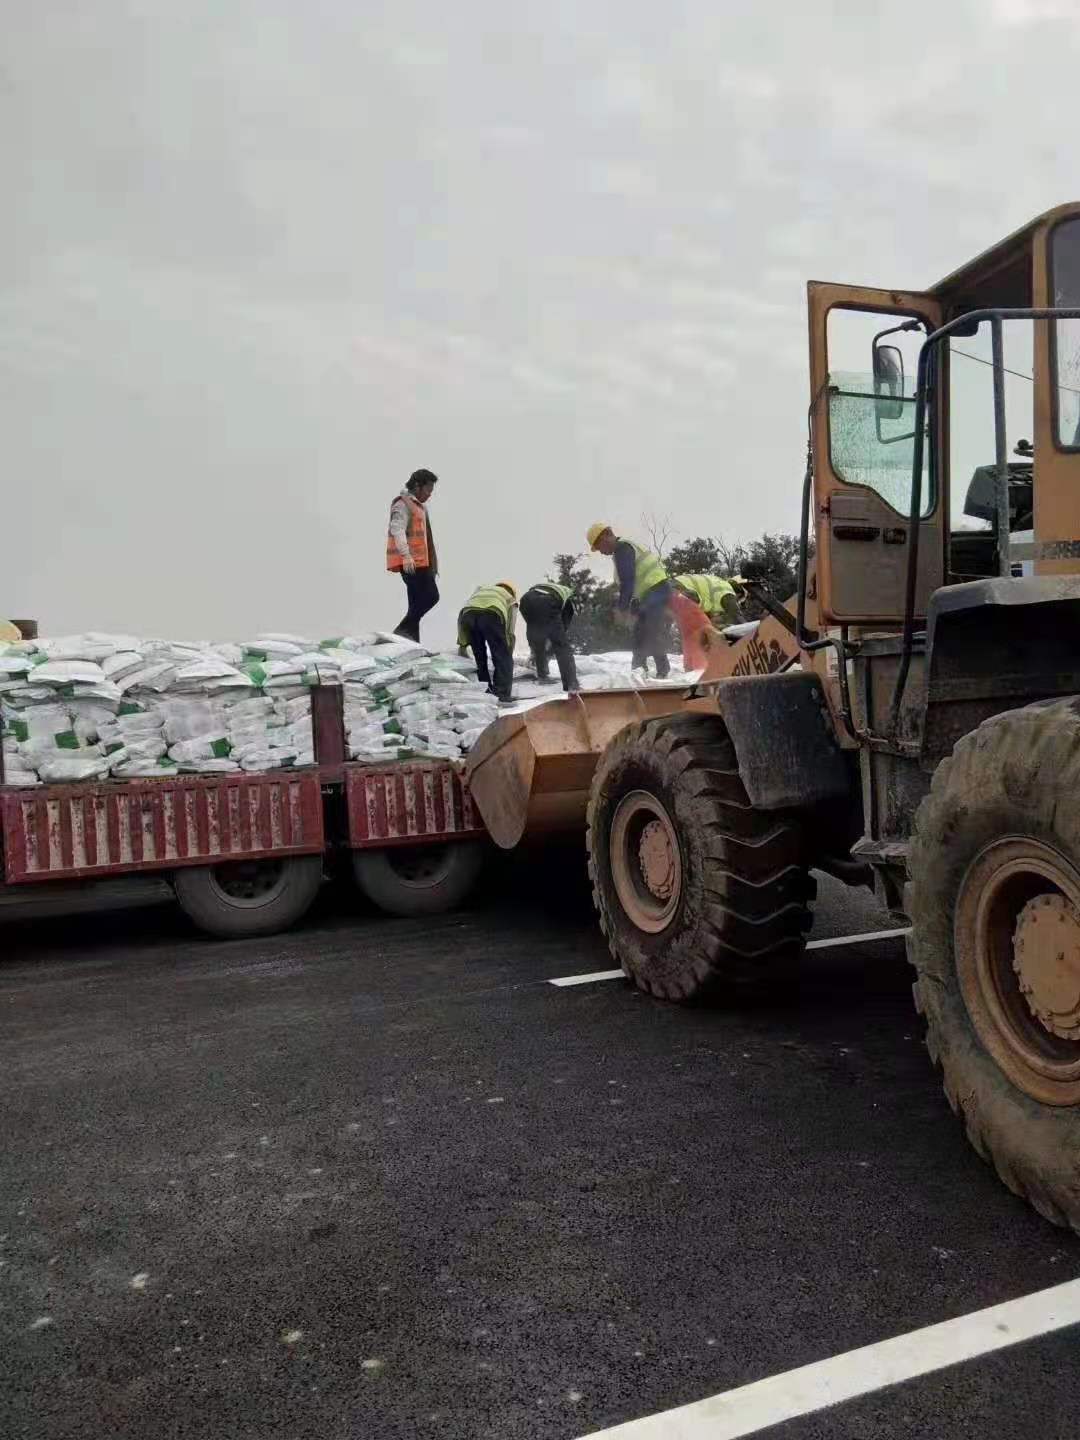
{"left": 806, "top": 926, "right": 911, "bottom": 950}
{"left": 577, "top": 1277, "right": 1080, "bottom": 1440}
{"left": 548, "top": 969, "right": 624, "bottom": 987}
{"left": 549, "top": 929, "right": 910, "bottom": 988}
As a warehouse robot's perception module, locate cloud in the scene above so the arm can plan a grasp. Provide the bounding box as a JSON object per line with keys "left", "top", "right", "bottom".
{"left": 4, "top": 1, "right": 1080, "bottom": 641}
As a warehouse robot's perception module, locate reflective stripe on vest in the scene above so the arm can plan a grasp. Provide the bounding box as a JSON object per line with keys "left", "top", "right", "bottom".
{"left": 458, "top": 585, "right": 515, "bottom": 646}
{"left": 676, "top": 574, "right": 734, "bottom": 614}
{"left": 531, "top": 582, "right": 573, "bottom": 606}
{"left": 619, "top": 540, "right": 667, "bottom": 601}
{"left": 386, "top": 495, "right": 430, "bottom": 572}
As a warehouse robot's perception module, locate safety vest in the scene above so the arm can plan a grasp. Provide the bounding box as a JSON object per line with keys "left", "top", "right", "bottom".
{"left": 530, "top": 582, "right": 573, "bottom": 607}
{"left": 386, "top": 494, "right": 431, "bottom": 572}
{"left": 618, "top": 540, "right": 668, "bottom": 601}
{"left": 458, "top": 586, "right": 516, "bottom": 647}
{"left": 675, "top": 574, "right": 735, "bottom": 616}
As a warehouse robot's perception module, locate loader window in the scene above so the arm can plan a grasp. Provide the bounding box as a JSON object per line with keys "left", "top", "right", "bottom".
{"left": 827, "top": 306, "right": 931, "bottom": 516}
{"left": 1051, "top": 215, "right": 1080, "bottom": 448}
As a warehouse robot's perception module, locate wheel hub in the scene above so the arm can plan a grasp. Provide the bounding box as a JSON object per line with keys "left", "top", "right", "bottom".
{"left": 609, "top": 790, "right": 683, "bottom": 935}
{"left": 955, "top": 835, "right": 1080, "bottom": 1105}
{"left": 1013, "top": 893, "right": 1080, "bottom": 1040}
{"left": 638, "top": 819, "right": 676, "bottom": 900}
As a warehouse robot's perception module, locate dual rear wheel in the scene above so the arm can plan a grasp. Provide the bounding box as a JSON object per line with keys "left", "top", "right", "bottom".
{"left": 172, "top": 842, "right": 485, "bottom": 938}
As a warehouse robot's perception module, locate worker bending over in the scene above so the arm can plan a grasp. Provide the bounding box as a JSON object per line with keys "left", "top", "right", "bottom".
{"left": 587, "top": 525, "right": 672, "bottom": 679}
{"left": 457, "top": 582, "right": 518, "bottom": 703}
{"left": 387, "top": 468, "right": 439, "bottom": 643}
{"left": 670, "top": 573, "right": 741, "bottom": 671}
{"left": 674, "top": 574, "right": 740, "bottom": 628}
{"left": 519, "top": 582, "right": 579, "bottom": 693}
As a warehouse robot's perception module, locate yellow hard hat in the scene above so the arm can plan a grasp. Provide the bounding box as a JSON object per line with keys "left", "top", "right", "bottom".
{"left": 586, "top": 522, "right": 611, "bottom": 550}
{"left": 496, "top": 580, "right": 518, "bottom": 601}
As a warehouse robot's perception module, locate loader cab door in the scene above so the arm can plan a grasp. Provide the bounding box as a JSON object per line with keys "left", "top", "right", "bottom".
{"left": 808, "top": 283, "right": 945, "bottom": 625}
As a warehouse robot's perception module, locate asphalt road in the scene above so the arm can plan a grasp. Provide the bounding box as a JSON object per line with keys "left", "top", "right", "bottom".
{"left": 2, "top": 856, "right": 1078, "bottom": 1439}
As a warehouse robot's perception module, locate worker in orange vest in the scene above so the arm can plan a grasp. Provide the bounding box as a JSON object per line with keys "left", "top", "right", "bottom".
{"left": 387, "top": 469, "right": 439, "bottom": 642}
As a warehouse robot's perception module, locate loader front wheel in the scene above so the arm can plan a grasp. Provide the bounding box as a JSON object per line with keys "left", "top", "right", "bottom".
{"left": 909, "top": 699, "right": 1080, "bottom": 1230}
{"left": 586, "top": 714, "right": 814, "bottom": 1001}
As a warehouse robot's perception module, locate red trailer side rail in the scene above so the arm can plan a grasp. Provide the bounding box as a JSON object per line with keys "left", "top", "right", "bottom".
{"left": 1, "top": 770, "right": 325, "bottom": 883}
{"left": 345, "top": 762, "right": 483, "bottom": 848}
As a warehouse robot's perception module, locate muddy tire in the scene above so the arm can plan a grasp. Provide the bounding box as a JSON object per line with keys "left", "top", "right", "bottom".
{"left": 586, "top": 713, "right": 814, "bottom": 1000}
{"left": 173, "top": 855, "right": 323, "bottom": 939}
{"left": 352, "top": 841, "right": 485, "bottom": 918}
{"left": 908, "top": 699, "right": 1080, "bottom": 1230}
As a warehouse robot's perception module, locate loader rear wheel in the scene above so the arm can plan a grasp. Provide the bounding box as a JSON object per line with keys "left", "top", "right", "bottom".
{"left": 586, "top": 713, "right": 814, "bottom": 1001}
{"left": 173, "top": 855, "right": 323, "bottom": 939}
{"left": 909, "top": 699, "right": 1080, "bottom": 1230}
{"left": 352, "top": 841, "right": 484, "bottom": 917}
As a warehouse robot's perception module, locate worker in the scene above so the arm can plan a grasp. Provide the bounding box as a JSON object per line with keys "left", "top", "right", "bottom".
{"left": 519, "top": 582, "right": 579, "bottom": 693}
{"left": 457, "top": 582, "right": 518, "bottom": 703}
{"left": 387, "top": 468, "right": 439, "bottom": 643}
{"left": 670, "top": 573, "right": 741, "bottom": 671}
{"left": 586, "top": 525, "right": 672, "bottom": 678}
{"left": 674, "top": 574, "right": 741, "bottom": 628}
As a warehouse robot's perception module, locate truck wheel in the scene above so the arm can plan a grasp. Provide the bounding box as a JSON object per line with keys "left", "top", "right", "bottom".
{"left": 173, "top": 855, "right": 323, "bottom": 939}
{"left": 909, "top": 699, "right": 1080, "bottom": 1230}
{"left": 352, "top": 842, "right": 485, "bottom": 917}
{"left": 586, "top": 713, "right": 814, "bottom": 1000}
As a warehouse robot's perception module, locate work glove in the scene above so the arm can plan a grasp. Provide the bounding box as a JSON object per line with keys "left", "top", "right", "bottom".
{"left": 402, "top": 556, "right": 416, "bottom": 575}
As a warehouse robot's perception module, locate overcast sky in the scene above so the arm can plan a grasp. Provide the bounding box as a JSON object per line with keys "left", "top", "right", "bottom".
{"left": 3, "top": 0, "right": 1078, "bottom": 645}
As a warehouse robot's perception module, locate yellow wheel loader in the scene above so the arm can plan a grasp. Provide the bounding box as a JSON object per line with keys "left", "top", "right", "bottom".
{"left": 469, "top": 204, "right": 1080, "bottom": 1230}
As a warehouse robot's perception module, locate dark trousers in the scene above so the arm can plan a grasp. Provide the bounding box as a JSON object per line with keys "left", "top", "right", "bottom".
{"left": 519, "top": 589, "right": 579, "bottom": 691}
{"left": 461, "top": 609, "right": 514, "bottom": 702}
{"left": 394, "top": 569, "right": 439, "bottom": 643}
{"left": 632, "top": 582, "right": 672, "bottom": 678}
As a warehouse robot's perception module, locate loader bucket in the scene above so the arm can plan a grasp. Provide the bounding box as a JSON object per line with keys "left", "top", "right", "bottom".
{"left": 464, "top": 689, "right": 690, "bottom": 850}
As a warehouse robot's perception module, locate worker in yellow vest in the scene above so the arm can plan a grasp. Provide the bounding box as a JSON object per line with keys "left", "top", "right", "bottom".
{"left": 669, "top": 572, "right": 741, "bottom": 671}
{"left": 587, "top": 525, "right": 672, "bottom": 678}
{"left": 519, "top": 581, "right": 579, "bottom": 693}
{"left": 386, "top": 468, "right": 439, "bottom": 642}
{"left": 673, "top": 574, "right": 740, "bottom": 628}
{"left": 457, "top": 582, "right": 519, "bottom": 703}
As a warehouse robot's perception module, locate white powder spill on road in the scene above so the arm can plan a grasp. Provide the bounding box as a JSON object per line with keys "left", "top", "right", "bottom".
{"left": 29, "top": 1316, "right": 53, "bottom": 1331}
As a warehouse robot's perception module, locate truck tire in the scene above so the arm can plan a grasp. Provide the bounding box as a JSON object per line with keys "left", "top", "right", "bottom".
{"left": 352, "top": 841, "right": 485, "bottom": 918}
{"left": 586, "top": 713, "right": 814, "bottom": 1000}
{"left": 173, "top": 855, "right": 324, "bottom": 939}
{"left": 908, "top": 699, "right": 1080, "bottom": 1231}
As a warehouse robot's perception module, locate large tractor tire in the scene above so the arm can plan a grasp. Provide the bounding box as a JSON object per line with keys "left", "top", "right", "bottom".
{"left": 352, "top": 841, "right": 485, "bottom": 918}
{"left": 586, "top": 713, "right": 814, "bottom": 1000}
{"left": 908, "top": 699, "right": 1080, "bottom": 1230}
{"left": 173, "top": 855, "right": 324, "bottom": 939}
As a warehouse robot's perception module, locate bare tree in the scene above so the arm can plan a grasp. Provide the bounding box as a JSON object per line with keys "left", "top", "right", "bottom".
{"left": 641, "top": 510, "right": 673, "bottom": 558}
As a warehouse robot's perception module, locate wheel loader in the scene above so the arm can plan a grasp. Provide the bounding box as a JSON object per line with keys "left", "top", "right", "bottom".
{"left": 468, "top": 202, "right": 1080, "bottom": 1230}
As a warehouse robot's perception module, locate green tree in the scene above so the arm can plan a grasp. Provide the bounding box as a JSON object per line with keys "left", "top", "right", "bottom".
{"left": 665, "top": 532, "right": 810, "bottom": 621}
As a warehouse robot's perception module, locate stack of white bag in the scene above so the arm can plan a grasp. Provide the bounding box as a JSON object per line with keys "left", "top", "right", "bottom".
{"left": 1, "top": 627, "right": 692, "bottom": 789}
{"left": 0, "top": 631, "right": 320, "bottom": 788}
{"left": 337, "top": 634, "right": 500, "bottom": 763}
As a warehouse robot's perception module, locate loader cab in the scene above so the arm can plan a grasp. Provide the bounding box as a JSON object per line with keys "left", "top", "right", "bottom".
{"left": 802, "top": 205, "right": 1080, "bottom": 918}
{"left": 807, "top": 202, "right": 1080, "bottom": 633}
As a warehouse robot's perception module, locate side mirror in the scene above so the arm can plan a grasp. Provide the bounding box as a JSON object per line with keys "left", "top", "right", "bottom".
{"left": 872, "top": 342, "right": 905, "bottom": 421}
